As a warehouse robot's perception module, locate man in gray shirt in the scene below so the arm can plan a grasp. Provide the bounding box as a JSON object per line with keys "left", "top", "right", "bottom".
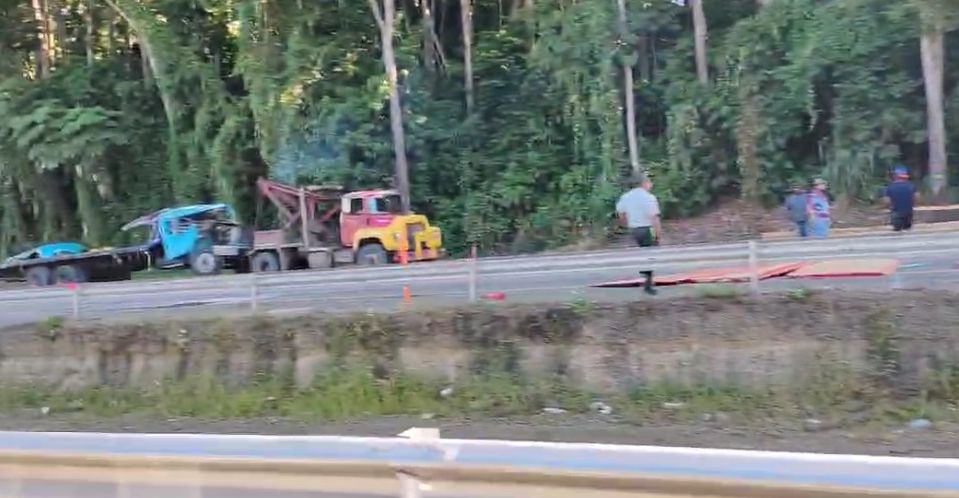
{"left": 616, "top": 176, "right": 661, "bottom": 295}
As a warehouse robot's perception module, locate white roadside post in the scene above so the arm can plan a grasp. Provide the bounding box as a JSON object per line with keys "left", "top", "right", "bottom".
{"left": 396, "top": 427, "right": 446, "bottom": 498}
{"left": 748, "top": 240, "right": 760, "bottom": 296}
{"left": 71, "top": 283, "right": 80, "bottom": 319}
{"left": 468, "top": 244, "right": 478, "bottom": 303}
{"left": 250, "top": 271, "right": 258, "bottom": 312}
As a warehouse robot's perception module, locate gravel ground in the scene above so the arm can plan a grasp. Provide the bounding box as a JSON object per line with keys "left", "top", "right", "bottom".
{"left": 1, "top": 413, "right": 957, "bottom": 458}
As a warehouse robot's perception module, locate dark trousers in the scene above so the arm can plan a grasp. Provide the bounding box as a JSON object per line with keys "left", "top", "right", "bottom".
{"left": 631, "top": 227, "right": 658, "bottom": 248}
{"left": 891, "top": 211, "right": 913, "bottom": 232}
{"left": 630, "top": 227, "right": 656, "bottom": 293}
{"left": 795, "top": 220, "right": 808, "bottom": 238}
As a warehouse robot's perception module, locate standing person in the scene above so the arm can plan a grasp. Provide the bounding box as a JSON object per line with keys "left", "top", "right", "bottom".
{"left": 616, "top": 176, "right": 661, "bottom": 295}
{"left": 784, "top": 183, "right": 809, "bottom": 238}
{"left": 884, "top": 165, "right": 918, "bottom": 232}
{"left": 806, "top": 178, "right": 831, "bottom": 238}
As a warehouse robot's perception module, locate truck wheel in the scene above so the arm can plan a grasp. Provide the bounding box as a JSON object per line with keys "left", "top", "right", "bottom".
{"left": 24, "top": 266, "right": 53, "bottom": 287}
{"left": 307, "top": 251, "right": 332, "bottom": 269}
{"left": 356, "top": 243, "right": 388, "bottom": 266}
{"left": 251, "top": 252, "right": 280, "bottom": 273}
{"left": 190, "top": 249, "right": 222, "bottom": 276}
{"left": 54, "top": 265, "right": 88, "bottom": 284}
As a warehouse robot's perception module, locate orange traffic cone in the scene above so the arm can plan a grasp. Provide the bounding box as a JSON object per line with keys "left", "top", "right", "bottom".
{"left": 402, "top": 285, "right": 412, "bottom": 304}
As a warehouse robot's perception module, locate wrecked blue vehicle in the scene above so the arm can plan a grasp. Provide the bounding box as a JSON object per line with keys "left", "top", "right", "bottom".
{"left": 122, "top": 203, "right": 252, "bottom": 276}
{"left": 0, "top": 204, "right": 252, "bottom": 286}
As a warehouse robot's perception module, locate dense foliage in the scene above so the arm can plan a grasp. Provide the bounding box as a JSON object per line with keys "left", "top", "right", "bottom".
{"left": 0, "top": 0, "right": 957, "bottom": 256}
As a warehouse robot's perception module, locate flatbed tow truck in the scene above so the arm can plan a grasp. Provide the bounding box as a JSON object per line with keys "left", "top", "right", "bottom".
{"left": 248, "top": 178, "right": 443, "bottom": 271}
{"left": 0, "top": 204, "right": 251, "bottom": 286}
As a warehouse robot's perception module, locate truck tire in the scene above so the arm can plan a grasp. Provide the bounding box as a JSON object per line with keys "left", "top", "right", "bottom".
{"left": 251, "top": 251, "right": 280, "bottom": 273}
{"left": 356, "top": 243, "right": 388, "bottom": 266}
{"left": 189, "top": 248, "right": 222, "bottom": 276}
{"left": 54, "top": 264, "right": 88, "bottom": 284}
{"left": 307, "top": 251, "right": 333, "bottom": 269}
{"left": 24, "top": 266, "right": 53, "bottom": 287}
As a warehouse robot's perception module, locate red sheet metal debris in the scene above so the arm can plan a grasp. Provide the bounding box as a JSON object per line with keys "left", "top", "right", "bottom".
{"left": 788, "top": 258, "right": 900, "bottom": 278}
{"left": 591, "top": 262, "right": 805, "bottom": 288}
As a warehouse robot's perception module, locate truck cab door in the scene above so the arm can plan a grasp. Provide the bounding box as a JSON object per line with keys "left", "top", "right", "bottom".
{"left": 158, "top": 218, "right": 199, "bottom": 262}
{"left": 339, "top": 197, "right": 368, "bottom": 247}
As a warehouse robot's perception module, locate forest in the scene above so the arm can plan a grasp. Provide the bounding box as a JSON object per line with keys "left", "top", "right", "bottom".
{"left": 0, "top": 0, "right": 957, "bottom": 256}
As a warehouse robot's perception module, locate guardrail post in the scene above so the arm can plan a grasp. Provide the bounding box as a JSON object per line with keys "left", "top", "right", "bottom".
{"left": 395, "top": 427, "right": 442, "bottom": 497}
{"left": 468, "top": 244, "right": 477, "bottom": 303}
{"left": 397, "top": 471, "right": 424, "bottom": 498}
{"left": 748, "top": 240, "right": 760, "bottom": 296}
{"left": 889, "top": 271, "right": 902, "bottom": 290}
{"left": 250, "top": 272, "right": 258, "bottom": 312}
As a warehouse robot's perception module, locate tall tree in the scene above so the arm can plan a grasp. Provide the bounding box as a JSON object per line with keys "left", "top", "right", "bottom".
{"left": 616, "top": 0, "right": 641, "bottom": 176}
{"left": 461, "top": 0, "right": 475, "bottom": 114}
{"left": 31, "top": 0, "right": 50, "bottom": 78}
{"left": 915, "top": 0, "right": 956, "bottom": 200}
{"left": 690, "top": 0, "right": 708, "bottom": 84}
{"left": 368, "top": 0, "right": 411, "bottom": 212}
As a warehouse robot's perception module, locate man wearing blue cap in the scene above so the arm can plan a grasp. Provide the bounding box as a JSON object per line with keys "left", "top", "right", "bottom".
{"left": 884, "top": 165, "right": 917, "bottom": 232}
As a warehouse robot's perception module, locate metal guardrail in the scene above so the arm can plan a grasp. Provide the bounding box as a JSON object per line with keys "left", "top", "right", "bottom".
{"left": 0, "top": 431, "right": 956, "bottom": 497}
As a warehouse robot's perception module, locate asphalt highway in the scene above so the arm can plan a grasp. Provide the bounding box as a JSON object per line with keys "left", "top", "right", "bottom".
{"left": 2, "top": 232, "right": 959, "bottom": 327}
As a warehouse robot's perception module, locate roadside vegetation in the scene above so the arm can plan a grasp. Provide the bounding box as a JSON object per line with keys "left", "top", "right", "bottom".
{"left": 1, "top": 0, "right": 957, "bottom": 257}
{"left": 0, "top": 363, "right": 957, "bottom": 428}
{"left": 10, "top": 298, "right": 959, "bottom": 428}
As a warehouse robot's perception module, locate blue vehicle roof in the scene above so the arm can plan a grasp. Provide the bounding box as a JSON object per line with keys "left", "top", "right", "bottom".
{"left": 122, "top": 204, "right": 235, "bottom": 231}
{"left": 1, "top": 242, "right": 86, "bottom": 267}
{"left": 160, "top": 203, "right": 234, "bottom": 220}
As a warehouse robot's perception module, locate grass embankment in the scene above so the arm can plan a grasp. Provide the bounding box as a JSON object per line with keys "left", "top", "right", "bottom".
{"left": 9, "top": 291, "right": 959, "bottom": 428}
{"left": 3, "top": 362, "right": 958, "bottom": 428}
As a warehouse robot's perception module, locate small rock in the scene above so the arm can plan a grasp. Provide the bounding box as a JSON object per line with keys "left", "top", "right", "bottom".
{"left": 420, "top": 413, "right": 436, "bottom": 420}
{"left": 908, "top": 418, "right": 932, "bottom": 430}
{"left": 803, "top": 418, "right": 824, "bottom": 432}
{"left": 40, "top": 406, "right": 50, "bottom": 416}
{"left": 590, "top": 401, "right": 613, "bottom": 415}
{"left": 662, "top": 402, "right": 685, "bottom": 410}
{"left": 714, "top": 412, "right": 731, "bottom": 423}
{"left": 439, "top": 386, "right": 454, "bottom": 398}
{"left": 542, "top": 407, "right": 568, "bottom": 415}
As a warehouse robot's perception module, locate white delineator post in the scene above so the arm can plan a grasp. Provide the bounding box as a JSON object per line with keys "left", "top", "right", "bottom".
{"left": 468, "top": 244, "right": 478, "bottom": 303}
{"left": 396, "top": 427, "right": 445, "bottom": 498}
{"left": 250, "top": 272, "right": 258, "bottom": 312}
{"left": 748, "top": 240, "right": 760, "bottom": 296}
{"left": 71, "top": 284, "right": 80, "bottom": 319}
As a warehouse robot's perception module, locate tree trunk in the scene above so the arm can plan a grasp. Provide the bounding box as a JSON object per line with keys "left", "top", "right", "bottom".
{"left": 107, "top": 15, "right": 115, "bottom": 55}
{"left": 74, "top": 165, "right": 106, "bottom": 245}
{"left": 31, "top": 0, "right": 51, "bottom": 78}
{"left": 920, "top": 21, "right": 947, "bottom": 200}
{"left": 369, "top": 0, "right": 412, "bottom": 212}
{"left": 53, "top": 2, "right": 67, "bottom": 63}
{"left": 85, "top": 0, "right": 96, "bottom": 66}
{"left": 103, "top": 0, "right": 176, "bottom": 147}
{"left": 616, "top": 0, "right": 641, "bottom": 177}
{"left": 420, "top": 0, "right": 446, "bottom": 73}
{"left": 461, "top": 0, "right": 475, "bottom": 114}
{"left": 690, "top": 0, "right": 708, "bottom": 85}
{"left": 139, "top": 37, "right": 154, "bottom": 87}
